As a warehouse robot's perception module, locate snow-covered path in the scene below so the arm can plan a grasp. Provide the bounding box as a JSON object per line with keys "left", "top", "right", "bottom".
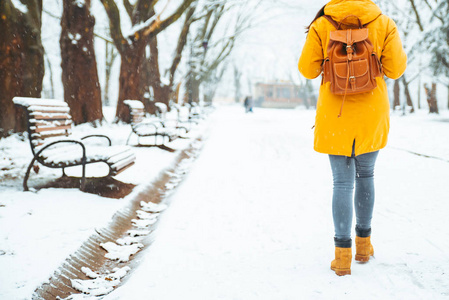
{"left": 105, "top": 106, "right": 449, "bottom": 300}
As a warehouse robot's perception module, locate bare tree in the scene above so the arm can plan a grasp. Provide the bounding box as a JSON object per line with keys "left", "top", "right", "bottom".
{"left": 60, "top": 0, "right": 103, "bottom": 125}
{"left": 143, "top": 3, "right": 198, "bottom": 112}
{"left": 402, "top": 0, "right": 447, "bottom": 111}
{"left": 104, "top": 38, "right": 118, "bottom": 107}
{"left": 0, "top": 0, "right": 44, "bottom": 137}
{"left": 424, "top": 83, "right": 439, "bottom": 113}
{"left": 233, "top": 64, "right": 242, "bottom": 103}
{"left": 204, "top": 65, "right": 227, "bottom": 104}
{"left": 401, "top": 76, "right": 415, "bottom": 113}
{"left": 186, "top": 2, "right": 252, "bottom": 104}
{"left": 99, "top": 0, "right": 196, "bottom": 122}
{"left": 393, "top": 80, "right": 400, "bottom": 110}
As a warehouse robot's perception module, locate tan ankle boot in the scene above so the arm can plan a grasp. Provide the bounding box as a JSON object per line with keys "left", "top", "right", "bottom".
{"left": 355, "top": 236, "right": 374, "bottom": 262}
{"left": 331, "top": 247, "right": 352, "bottom": 276}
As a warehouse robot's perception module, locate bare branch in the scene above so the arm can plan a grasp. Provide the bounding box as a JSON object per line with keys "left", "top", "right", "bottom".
{"left": 99, "top": 0, "right": 127, "bottom": 53}
{"left": 131, "top": 0, "right": 157, "bottom": 26}
{"left": 43, "top": 8, "right": 59, "bottom": 19}
{"left": 123, "top": 0, "right": 134, "bottom": 19}
{"left": 201, "top": 37, "right": 235, "bottom": 82}
{"left": 169, "top": 4, "right": 198, "bottom": 86}
{"left": 204, "top": 5, "right": 225, "bottom": 43}
{"left": 145, "top": 0, "right": 196, "bottom": 38}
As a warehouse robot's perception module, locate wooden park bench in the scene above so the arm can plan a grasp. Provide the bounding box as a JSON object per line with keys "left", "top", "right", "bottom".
{"left": 171, "top": 103, "right": 200, "bottom": 129}
{"left": 13, "top": 97, "right": 136, "bottom": 191}
{"left": 123, "top": 100, "right": 188, "bottom": 148}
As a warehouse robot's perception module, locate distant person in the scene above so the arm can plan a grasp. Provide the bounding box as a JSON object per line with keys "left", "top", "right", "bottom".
{"left": 243, "top": 96, "right": 254, "bottom": 113}
{"left": 298, "top": 0, "right": 406, "bottom": 276}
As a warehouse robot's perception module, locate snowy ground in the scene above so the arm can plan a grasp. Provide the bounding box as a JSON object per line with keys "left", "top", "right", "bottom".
{"left": 105, "top": 106, "right": 449, "bottom": 300}
{"left": 1, "top": 105, "right": 449, "bottom": 299}
{"left": 0, "top": 107, "right": 208, "bottom": 299}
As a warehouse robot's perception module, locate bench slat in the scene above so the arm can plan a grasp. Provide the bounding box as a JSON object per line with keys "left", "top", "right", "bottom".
{"left": 31, "top": 124, "right": 72, "bottom": 133}
{"left": 31, "top": 119, "right": 72, "bottom": 127}
{"left": 112, "top": 161, "right": 135, "bottom": 176}
{"left": 107, "top": 149, "right": 136, "bottom": 164}
{"left": 111, "top": 157, "right": 136, "bottom": 173}
{"left": 31, "top": 114, "right": 71, "bottom": 120}
{"left": 32, "top": 131, "right": 70, "bottom": 141}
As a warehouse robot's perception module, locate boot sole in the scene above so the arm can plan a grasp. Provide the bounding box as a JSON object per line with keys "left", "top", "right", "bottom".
{"left": 355, "top": 254, "right": 372, "bottom": 262}
{"left": 331, "top": 267, "right": 351, "bottom": 276}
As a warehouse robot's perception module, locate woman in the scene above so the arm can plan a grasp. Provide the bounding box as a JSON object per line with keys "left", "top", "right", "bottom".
{"left": 298, "top": 0, "right": 406, "bottom": 276}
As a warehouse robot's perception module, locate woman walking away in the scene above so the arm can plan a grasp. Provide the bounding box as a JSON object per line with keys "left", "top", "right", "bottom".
{"left": 298, "top": 0, "right": 406, "bottom": 276}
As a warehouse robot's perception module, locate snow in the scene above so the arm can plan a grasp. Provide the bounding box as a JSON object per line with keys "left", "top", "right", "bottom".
{"left": 123, "top": 100, "right": 144, "bottom": 109}
{"left": 140, "top": 201, "right": 168, "bottom": 213}
{"left": 1, "top": 105, "right": 449, "bottom": 299}
{"left": 70, "top": 266, "right": 130, "bottom": 296}
{"left": 73, "top": 0, "right": 85, "bottom": 9}
{"left": 13, "top": 97, "right": 69, "bottom": 107}
{"left": 105, "top": 106, "right": 449, "bottom": 300}
{"left": 0, "top": 106, "right": 206, "bottom": 299}
{"left": 100, "top": 242, "right": 143, "bottom": 262}
{"left": 124, "top": 15, "right": 158, "bottom": 39}
{"left": 11, "top": 0, "right": 28, "bottom": 14}
{"left": 154, "top": 102, "right": 168, "bottom": 114}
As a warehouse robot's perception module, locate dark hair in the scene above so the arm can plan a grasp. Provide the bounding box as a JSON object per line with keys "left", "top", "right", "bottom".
{"left": 305, "top": 5, "right": 326, "bottom": 33}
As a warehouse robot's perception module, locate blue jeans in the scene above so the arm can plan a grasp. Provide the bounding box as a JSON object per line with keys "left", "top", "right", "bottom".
{"left": 328, "top": 150, "right": 379, "bottom": 241}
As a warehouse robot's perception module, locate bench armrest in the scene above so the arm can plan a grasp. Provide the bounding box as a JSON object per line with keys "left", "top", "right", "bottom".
{"left": 81, "top": 134, "right": 112, "bottom": 146}
{"left": 177, "top": 125, "right": 189, "bottom": 133}
{"left": 134, "top": 122, "right": 161, "bottom": 130}
{"left": 35, "top": 140, "right": 86, "bottom": 162}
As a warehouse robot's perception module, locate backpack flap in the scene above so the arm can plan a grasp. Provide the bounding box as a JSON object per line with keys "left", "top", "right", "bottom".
{"left": 329, "top": 28, "right": 369, "bottom": 45}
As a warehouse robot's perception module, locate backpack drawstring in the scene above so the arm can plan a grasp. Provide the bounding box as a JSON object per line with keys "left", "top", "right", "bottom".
{"left": 338, "top": 42, "right": 355, "bottom": 118}
{"left": 338, "top": 56, "right": 351, "bottom": 118}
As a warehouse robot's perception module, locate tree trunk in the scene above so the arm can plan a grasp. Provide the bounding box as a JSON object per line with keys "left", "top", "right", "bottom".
{"left": 0, "top": 0, "right": 44, "bottom": 137}
{"left": 147, "top": 37, "right": 171, "bottom": 112}
{"left": 190, "top": 78, "right": 201, "bottom": 104}
{"left": 234, "top": 65, "right": 242, "bottom": 103}
{"left": 44, "top": 53, "right": 55, "bottom": 98}
{"left": 424, "top": 83, "right": 439, "bottom": 114}
{"left": 116, "top": 44, "right": 146, "bottom": 123}
{"left": 393, "top": 80, "right": 400, "bottom": 110}
{"left": 60, "top": 0, "right": 102, "bottom": 125}
{"left": 104, "top": 41, "right": 117, "bottom": 107}
{"left": 401, "top": 76, "right": 415, "bottom": 113}
{"left": 430, "top": 82, "right": 439, "bottom": 114}
{"left": 417, "top": 74, "right": 421, "bottom": 109}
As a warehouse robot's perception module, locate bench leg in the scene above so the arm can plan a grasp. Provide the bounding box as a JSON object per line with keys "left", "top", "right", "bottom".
{"left": 23, "top": 158, "right": 38, "bottom": 191}
{"left": 126, "top": 132, "right": 133, "bottom": 145}
{"left": 80, "top": 158, "right": 86, "bottom": 191}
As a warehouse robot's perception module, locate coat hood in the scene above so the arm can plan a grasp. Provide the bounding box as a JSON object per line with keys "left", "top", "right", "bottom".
{"left": 324, "top": 0, "right": 382, "bottom": 25}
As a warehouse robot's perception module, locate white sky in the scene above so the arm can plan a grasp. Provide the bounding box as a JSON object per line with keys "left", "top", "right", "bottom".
{"left": 216, "top": 0, "right": 328, "bottom": 97}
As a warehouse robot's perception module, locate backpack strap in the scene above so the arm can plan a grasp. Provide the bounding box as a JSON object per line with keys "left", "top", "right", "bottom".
{"left": 324, "top": 14, "right": 383, "bottom": 29}
{"left": 323, "top": 15, "right": 339, "bottom": 29}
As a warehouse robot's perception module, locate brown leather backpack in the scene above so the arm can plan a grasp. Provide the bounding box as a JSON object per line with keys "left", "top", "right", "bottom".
{"left": 322, "top": 15, "right": 383, "bottom": 116}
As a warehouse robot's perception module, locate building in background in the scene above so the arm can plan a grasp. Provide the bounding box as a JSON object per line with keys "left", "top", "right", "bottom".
{"left": 254, "top": 81, "right": 316, "bottom": 109}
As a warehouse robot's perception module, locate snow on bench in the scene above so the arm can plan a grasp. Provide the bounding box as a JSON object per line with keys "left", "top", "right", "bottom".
{"left": 13, "top": 97, "right": 136, "bottom": 191}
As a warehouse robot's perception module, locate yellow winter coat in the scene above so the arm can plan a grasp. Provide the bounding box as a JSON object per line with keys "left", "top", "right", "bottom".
{"left": 298, "top": 0, "right": 407, "bottom": 156}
